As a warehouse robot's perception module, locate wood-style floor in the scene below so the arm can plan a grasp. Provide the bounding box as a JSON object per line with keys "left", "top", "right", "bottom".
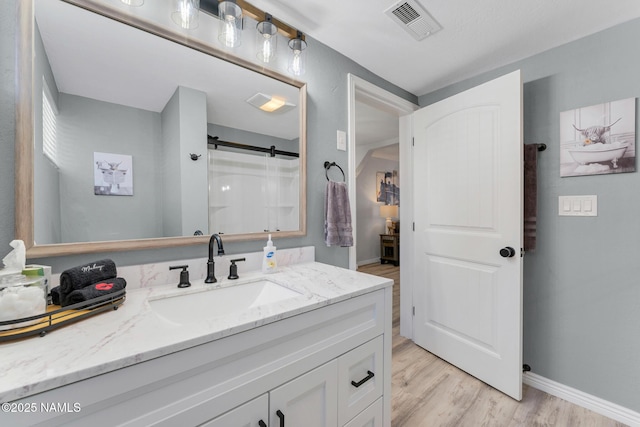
{"left": 357, "top": 263, "right": 626, "bottom": 427}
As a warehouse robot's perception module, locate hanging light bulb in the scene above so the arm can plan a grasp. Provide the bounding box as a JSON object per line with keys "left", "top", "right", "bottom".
{"left": 256, "top": 14, "right": 278, "bottom": 63}
{"left": 288, "top": 31, "right": 307, "bottom": 76}
{"left": 172, "top": 0, "right": 200, "bottom": 30}
{"left": 120, "top": 0, "right": 144, "bottom": 6}
{"left": 218, "top": 0, "right": 243, "bottom": 48}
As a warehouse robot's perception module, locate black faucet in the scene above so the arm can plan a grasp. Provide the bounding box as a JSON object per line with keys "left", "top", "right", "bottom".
{"left": 205, "top": 234, "right": 225, "bottom": 283}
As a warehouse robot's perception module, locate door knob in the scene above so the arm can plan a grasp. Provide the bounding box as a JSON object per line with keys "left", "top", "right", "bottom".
{"left": 499, "top": 247, "right": 516, "bottom": 258}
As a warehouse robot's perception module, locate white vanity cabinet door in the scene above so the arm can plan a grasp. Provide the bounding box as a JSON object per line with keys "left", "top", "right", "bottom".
{"left": 343, "top": 398, "right": 383, "bottom": 427}
{"left": 270, "top": 360, "right": 338, "bottom": 427}
{"left": 337, "top": 336, "right": 384, "bottom": 426}
{"left": 201, "top": 394, "right": 268, "bottom": 427}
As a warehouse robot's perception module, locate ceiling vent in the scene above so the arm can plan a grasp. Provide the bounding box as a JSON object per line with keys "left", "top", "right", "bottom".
{"left": 384, "top": 0, "right": 442, "bottom": 41}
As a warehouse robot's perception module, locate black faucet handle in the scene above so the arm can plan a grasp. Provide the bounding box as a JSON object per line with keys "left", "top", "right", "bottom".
{"left": 169, "top": 265, "right": 191, "bottom": 288}
{"left": 228, "top": 258, "right": 246, "bottom": 280}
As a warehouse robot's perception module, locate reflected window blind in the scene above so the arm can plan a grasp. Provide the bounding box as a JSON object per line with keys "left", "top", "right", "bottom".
{"left": 42, "top": 79, "right": 58, "bottom": 166}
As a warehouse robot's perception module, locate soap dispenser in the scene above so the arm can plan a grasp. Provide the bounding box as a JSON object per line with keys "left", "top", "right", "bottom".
{"left": 262, "top": 234, "right": 277, "bottom": 273}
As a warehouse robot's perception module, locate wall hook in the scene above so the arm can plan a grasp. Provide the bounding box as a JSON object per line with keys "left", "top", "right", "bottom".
{"left": 190, "top": 153, "right": 201, "bottom": 161}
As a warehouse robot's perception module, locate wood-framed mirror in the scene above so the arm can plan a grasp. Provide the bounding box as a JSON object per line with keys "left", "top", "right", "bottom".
{"left": 15, "top": 0, "right": 307, "bottom": 257}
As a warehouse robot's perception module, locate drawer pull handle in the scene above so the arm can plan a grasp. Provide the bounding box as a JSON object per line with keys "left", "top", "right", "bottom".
{"left": 259, "top": 421, "right": 267, "bottom": 427}
{"left": 276, "top": 409, "right": 285, "bottom": 427}
{"left": 351, "top": 370, "right": 375, "bottom": 388}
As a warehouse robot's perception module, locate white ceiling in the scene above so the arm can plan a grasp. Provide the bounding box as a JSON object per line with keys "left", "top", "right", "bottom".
{"left": 247, "top": 0, "right": 640, "bottom": 96}
{"left": 35, "top": 0, "right": 300, "bottom": 141}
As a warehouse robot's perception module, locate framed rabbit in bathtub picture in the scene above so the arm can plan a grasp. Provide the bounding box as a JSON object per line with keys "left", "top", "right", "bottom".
{"left": 560, "top": 97, "right": 636, "bottom": 177}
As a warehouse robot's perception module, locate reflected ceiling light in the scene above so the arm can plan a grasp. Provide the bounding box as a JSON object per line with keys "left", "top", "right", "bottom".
{"left": 288, "top": 31, "right": 307, "bottom": 76}
{"left": 218, "top": 0, "right": 243, "bottom": 48}
{"left": 256, "top": 13, "right": 278, "bottom": 63}
{"left": 172, "top": 0, "right": 200, "bottom": 29}
{"left": 120, "top": 0, "right": 144, "bottom": 6}
{"left": 246, "top": 93, "right": 296, "bottom": 113}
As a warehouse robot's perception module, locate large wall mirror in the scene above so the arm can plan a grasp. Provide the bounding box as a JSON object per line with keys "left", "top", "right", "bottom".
{"left": 16, "top": 0, "right": 307, "bottom": 257}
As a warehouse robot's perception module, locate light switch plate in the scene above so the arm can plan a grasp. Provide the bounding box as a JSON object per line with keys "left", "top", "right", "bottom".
{"left": 558, "top": 195, "right": 598, "bottom": 216}
{"left": 337, "top": 130, "right": 347, "bottom": 151}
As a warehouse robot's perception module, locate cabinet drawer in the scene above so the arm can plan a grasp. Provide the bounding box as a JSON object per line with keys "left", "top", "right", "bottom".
{"left": 343, "top": 397, "right": 383, "bottom": 427}
{"left": 337, "top": 336, "right": 383, "bottom": 426}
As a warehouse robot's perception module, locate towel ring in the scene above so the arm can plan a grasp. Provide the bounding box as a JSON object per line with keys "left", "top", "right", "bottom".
{"left": 324, "top": 161, "right": 345, "bottom": 182}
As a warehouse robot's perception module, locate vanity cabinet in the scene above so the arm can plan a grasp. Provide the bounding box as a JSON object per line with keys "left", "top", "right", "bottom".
{"left": 203, "top": 395, "right": 268, "bottom": 427}
{"left": 207, "top": 336, "right": 384, "bottom": 427}
{"left": 9, "top": 288, "right": 392, "bottom": 427}
{"left": 205, "top": 361, "right": 338, "bottom": 427}
{"left": 269, "top": 359, "right": 338, "bottom": 427}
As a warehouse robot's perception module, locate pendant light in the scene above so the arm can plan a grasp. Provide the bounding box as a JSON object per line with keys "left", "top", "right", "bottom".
{"left": 288, "top": 31, "right": 307, "bottom": 76}
{"left": 256, "top": 13, "right": 277, "bottom": 63}
{"left": 172, "top": 0, "right": 200, "bottom": 30}
{"left": 218, "top": 0, "right": 243, "bottom": 48}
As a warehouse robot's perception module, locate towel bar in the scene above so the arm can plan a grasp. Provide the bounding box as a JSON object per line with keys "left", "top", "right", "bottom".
{"left": 324, "top": 161, "right": 345, "bottom": 182}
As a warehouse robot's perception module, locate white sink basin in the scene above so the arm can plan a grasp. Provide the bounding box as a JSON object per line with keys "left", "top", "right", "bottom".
{"left": 149, "top": 279, "right": 302, "bottom": 324}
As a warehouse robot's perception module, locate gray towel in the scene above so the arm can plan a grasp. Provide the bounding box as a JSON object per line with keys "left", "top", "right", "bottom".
{"left": 324, "top": 181, "right": 353, "bottom": 247}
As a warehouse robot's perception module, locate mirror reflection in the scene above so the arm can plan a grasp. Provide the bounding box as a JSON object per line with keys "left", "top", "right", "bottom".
{"left": 32, "top": 0, "right": 303, "bottom": 246}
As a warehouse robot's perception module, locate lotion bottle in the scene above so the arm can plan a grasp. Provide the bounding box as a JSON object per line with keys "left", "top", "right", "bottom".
{"left": 262, "top": 234, "right": 277, "bottom": 273}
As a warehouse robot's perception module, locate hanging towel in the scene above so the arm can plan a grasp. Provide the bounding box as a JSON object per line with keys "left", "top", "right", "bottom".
{"left": 59, "top": 259, "right": 118, "bottom": 303}
{"left": 524, "top": 144, "right": 538, "bottom": 251}
{"left": 324, "top": 181, "right": 353, "bottom": 247}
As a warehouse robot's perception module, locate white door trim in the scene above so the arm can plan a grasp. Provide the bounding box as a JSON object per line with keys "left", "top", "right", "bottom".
{"left": 347, "top": 74, "right": 418, "bottom": 339}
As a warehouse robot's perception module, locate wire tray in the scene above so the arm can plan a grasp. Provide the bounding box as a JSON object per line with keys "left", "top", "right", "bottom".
{"left": 0, "top": 290, "right": 126, "bottom": 342}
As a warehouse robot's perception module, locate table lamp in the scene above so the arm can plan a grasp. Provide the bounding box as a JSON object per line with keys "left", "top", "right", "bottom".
{"left": 379, "top": 205, "right": 399, "bottom": 235}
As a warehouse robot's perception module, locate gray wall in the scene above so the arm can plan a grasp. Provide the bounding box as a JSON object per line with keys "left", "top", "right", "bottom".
{"left": 2, "top": 0, "right": 416, "bottom": 271}
{"left": 419, "top": 18, "right": 640, "bottom": 413}
{"left": 0, "top": 2, "right": 15, "bottom": 249}
{"left": 161, "top": 88, "right": 183, "bottom": 237}
{"left": 356, "top": 154, "right": 399, "bottom": 265}
{"left": 177, "top": 87, "right": 208, "bottom": 236}
{"left": 161, "top": 86, "right": 209, "bottom": 237}
{"left": 56, "top": 93, "right": 164, "bottom": 242}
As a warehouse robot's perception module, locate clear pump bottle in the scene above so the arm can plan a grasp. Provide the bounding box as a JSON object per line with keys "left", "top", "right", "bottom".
{"left": 262, "top": 234, "right": 277, "bottom": 273}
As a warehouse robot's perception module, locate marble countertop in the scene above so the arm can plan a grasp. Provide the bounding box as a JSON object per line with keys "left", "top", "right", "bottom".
{"left": 0, "top": 262, "right": 392, "bottom": 402}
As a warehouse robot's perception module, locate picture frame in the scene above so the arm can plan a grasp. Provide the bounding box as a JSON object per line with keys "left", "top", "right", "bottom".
{"left": 560, "top": 97, "right": 636, "bottom": 177}
{"left": 94, "top": 152, "right": 133, "bottom": 196}
{"left": 376, "top": 170, "right": 399, "bottom": 205}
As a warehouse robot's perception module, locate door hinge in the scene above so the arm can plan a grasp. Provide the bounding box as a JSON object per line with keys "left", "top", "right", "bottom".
{"left": 521, "top": 248, "right": 525, "bottom": 257}
{"left": 412, "top": 306, "right": 415, "bottom": 316}
{"left": 412, "top": 137, "right": 415, "bottom": 146}
{"left": 412, "top": 222, "right": 415, "bottom": 231}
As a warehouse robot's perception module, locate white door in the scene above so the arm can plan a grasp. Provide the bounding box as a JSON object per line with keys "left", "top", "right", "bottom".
{"left": 412, "top": 70, "right": 523, "bottom": 400}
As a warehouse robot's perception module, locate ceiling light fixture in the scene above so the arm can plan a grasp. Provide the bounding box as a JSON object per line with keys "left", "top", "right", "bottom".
{"left": 246, "top": 93, "right": 296, "bottom": 113}
{"left": 288, "top": 31, "right": 307, "bottom": 76}
{"left": 256, "top": 13, "right": 278, "bottom": 63}
{"left": 172, "top": 0, "right": 200, "bottom": 29}
{"left": 230, "top": 0, "right": 308, "bottom": 76}
{"left": 218, "top": 0, "right": 243, "bottom": 48}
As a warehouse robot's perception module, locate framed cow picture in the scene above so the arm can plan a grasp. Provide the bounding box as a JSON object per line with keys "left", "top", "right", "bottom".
{"left": 560, "top": 98, "right": 636, "bottom": 177}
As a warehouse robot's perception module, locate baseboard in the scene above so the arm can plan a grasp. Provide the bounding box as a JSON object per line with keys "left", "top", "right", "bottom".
{"left": 524, "top": 372, "right": 640, "bottom": 426}
{"left": 357, "top": 258, "right": 380, "bottom": 267}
